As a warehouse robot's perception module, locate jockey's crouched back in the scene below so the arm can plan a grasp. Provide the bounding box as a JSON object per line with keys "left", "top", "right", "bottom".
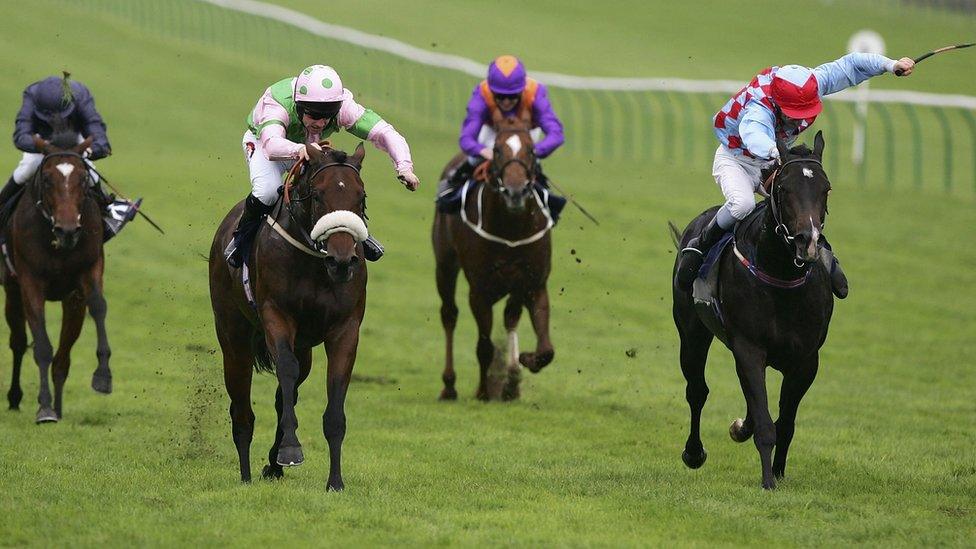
{"left": 0, "top": 73, "right": 139, "bottom": 241}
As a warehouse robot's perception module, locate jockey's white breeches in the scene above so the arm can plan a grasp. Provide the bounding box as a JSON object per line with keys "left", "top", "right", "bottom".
{"left": 11, "top": 132, "right": 100, "bottom": 185}
{"left": 712, "top": 145, "right": 765, "bottom": 222}
{"left": 243, "top": 130, "right": 295, "bottom": 206}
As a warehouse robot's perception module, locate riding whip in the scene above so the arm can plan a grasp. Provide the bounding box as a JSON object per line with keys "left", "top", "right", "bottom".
{"left": 546, "top": 179, "right": 600, "bottom": 226}
{"left": 85, "top": 164, "right": 165, "bottom": 234}
{"left": 895, "top": 43, "right": 975, "bottom": 75}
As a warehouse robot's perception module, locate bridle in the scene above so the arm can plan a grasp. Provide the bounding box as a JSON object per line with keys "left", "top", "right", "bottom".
{"left": 488, "top": 128, "right": 537, "bottom": 190}
{"left": 269, "top": 158, "right": 368, "bottom": 258}
{"left": 29, "top": 150, "right": 91, "bottom": 229}
{"left": 766, "top": 156, "right": 829, "bottom": 264}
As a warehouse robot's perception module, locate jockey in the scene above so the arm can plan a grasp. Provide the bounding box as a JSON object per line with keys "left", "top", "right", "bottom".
{"left": 674, "top": 53, "right": 917, "bottom": 299}
{"left": 225, "top": 64, "right": 419, "bottom": 268}
{"left": 0, "top": 73, "right": 139, "bottom": 240}
{"left": 439, "top": 55, "right": 565, "bottom": 194}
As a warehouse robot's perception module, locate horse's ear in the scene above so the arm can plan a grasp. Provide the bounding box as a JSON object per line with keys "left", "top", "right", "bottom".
{"left": 33, "top": 135, "right": 51, "bottom": 154}
{"left": 775, "top": 137, "right": 790, "bottom": 163}
{"left": 74, "top": 137, "right": 93, "bottom": 155}
{"left": 351, "top": 141, "right": 366, "bottom": 166}
{"left": 307, "top": 143, "right": 325, "bottom": 162}
{"left": 813, "top": 130, "right": 825, "bottom": 159}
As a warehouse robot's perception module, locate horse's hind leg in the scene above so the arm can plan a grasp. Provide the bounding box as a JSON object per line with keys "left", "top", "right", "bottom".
{"left": 219, "top": 325, "right": 255, "bottom": 483}
{"left": 52, "top": 293, "right": 87, "bottom": 419}
{"left": 322, "top": 317, "right": 360, "bottom": 491}
{"left": 264, "top": 347, "right": 311, "bottom": 479}
{"left": 4, "top": 282, "right": 27, "bottom": 410}
{"left": 500, "top": 295, "right": 524, "bottom": 401}
{"left": 434, "top": 229, "right": 460, "bottom": 401}
{"left": 773, "top": 355, "right": 819, "bottom": 480}
{"left": 519, "top": 287, "right": 554, "bottom": 373}
{"left": 87, "top": 275, "right": 112, "bottom": 394}
{"left": 674, "top": 304, "right": 713, "bottom": 469}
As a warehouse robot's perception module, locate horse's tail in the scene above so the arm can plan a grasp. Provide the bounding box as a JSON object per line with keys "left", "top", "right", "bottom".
{"left": 667, "top": 221, "right": 683, "bottom": 250}
{"left": 250, "top": 328, "right": 275, "bottom": 374}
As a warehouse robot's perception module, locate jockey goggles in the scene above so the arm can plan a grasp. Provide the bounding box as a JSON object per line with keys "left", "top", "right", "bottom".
{"left": 493, "top": 92, "right": 520, "bottom": 102}
{"left": 297, "top": 100, "right": 342, "bottom": 121}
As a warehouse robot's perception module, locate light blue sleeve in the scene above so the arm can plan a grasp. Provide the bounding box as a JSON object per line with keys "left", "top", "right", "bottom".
{"left": 813, "top": 52, "right": 896, "bottom": 97}
{"left": 739, "top": 102, "right": 778, "bottom": 160}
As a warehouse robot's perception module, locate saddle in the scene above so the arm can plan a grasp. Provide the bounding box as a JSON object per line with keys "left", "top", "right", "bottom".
{"left": 691, "top": 201, "right": 769, "bottom": 347}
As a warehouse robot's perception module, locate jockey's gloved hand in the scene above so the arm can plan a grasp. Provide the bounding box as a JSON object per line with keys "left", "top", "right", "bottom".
{"left": 398, "top": 170, "right": 420, "bottom": 191}
{"left": 89, "top": 144, "right": 111, "bottom": 161}
{"left": 892, "top": 57, "right": 915, "bottom": 76}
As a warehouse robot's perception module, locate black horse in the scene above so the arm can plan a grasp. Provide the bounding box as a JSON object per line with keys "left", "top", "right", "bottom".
{"left": 671, "top": 131, "right": 835, "bottom": 489}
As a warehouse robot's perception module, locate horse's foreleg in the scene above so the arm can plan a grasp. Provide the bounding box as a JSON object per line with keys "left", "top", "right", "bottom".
{"left": 435, "top": 248, "right": 460, "bottom": 400}
{"left": 469, "top": 291, "right": 494, "bottom": 401}
{"left": 263, "top": 347, "right": 311, "bottom": 480}
{"left": 52, "top": 293, "right": 86, "bottom": 419}
{"left": 519, "top": 287, "right": 554, "bottom": 373}
{"left": 732, "top": 340, "right": 775, "bottom": 489}
{"left": 501, "top": 296, "right": 524, "bottom": 401}
{"left": 4, "top": 282, "right": 27, "bottom": 410}
{"left": 86, "top": 280, "right": 112, "bottom": 395}
{"left": 675, "top": 311, "right": 713, "bottom": 469}
{"left": 19, "top": 277, "right": 56, "bottom": 423}
{"left": 262, "top": 306, "right": 303, "bottom": 467}
{"left": 773, "top": 355, "right": 819, "bottom": 480}
{"left": 322, "top": 319, "right": 360, "bottom": 491}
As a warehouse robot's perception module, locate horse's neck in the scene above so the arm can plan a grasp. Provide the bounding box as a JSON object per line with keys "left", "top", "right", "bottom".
{"left": 751, "top": 210, "right": 807, "bottom": 280}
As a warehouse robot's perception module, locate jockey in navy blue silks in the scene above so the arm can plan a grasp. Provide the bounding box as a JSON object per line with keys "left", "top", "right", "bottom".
{"left": 0, "top": 73, "right": 139, "bottom": 240}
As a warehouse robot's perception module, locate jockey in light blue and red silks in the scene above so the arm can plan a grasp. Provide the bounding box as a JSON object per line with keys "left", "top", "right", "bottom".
{"left": 674, "top": 52, "right": 917, "bottom": 299}
{"left": 440, "top": 55, "right": 565, "bottom": 196}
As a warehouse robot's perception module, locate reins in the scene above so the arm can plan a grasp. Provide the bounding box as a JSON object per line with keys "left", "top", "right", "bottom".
{"left": 767, "top": 156, "right": 825, "bottom": 259}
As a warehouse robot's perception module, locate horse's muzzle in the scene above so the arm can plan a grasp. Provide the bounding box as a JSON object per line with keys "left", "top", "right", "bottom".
{"left": 792, "top": 230, "right": 820, "bottom": 263}
{"left": 324, "top": 254, "right": 360, "bottom": 283}
{"left": 52, "top": 224, "right": 82, "bottom": 249}
{"left": 500, "top": 184, "right": 532, "bottom": 211}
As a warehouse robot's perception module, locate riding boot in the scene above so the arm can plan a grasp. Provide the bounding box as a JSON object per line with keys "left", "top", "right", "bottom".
{"left": 363, "top": 235, "right": 384, "bottom": 262}
{"left": 0, "top": 177, "right": 24, "bottom": 231}
{"left": 97, "top": 185, "right": 141, "bottom": 243}
{"left": 438, "top": 160, "right": 476, "bottom": 194}
{"left": 819, "top": 243, "right": 848, "bottom": 299}
{"left": 224, "top": 194, "right": 273, "bottom": 268}
{"left": 674, "top": 216, "right": 727, "bottom": 291}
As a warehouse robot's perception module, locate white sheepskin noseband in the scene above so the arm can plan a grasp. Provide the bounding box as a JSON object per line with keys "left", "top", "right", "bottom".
{"left": 309, "top": 210, "right": 369, "bottom": 243}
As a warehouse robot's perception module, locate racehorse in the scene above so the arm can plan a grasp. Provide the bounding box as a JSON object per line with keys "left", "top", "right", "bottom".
{"left": 671, "top": 132, "right": 835, "bottom": 489}
{"left": 3, "top": 130, "right": 113, "bottom": 423}
{"left": 209, "top": 143, "right": 369, "bottom": 490}
{"left": 433, "top": 109, "right": 555, "bottom": 401}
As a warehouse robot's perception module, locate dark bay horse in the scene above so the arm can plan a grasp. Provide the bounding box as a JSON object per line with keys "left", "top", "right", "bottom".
{"left": 433, "top": 110, "right": 555, "bottom": 401}
{"left": 210, "top": 144, "right": 369, "bottom": 490}
{"left": 3, "top": 133, "right": 113, "bottom": 423}
{"left": 671, "top": 132, "right": 835, "bottom": 489}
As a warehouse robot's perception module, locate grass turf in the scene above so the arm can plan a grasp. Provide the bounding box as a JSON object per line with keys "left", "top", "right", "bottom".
{"left": 0, "top": 0, "right": 973, "bottom": 546}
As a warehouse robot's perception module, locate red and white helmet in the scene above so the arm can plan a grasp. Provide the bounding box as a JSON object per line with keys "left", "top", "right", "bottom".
{"left": 294, "top": 65, "right": 351, "bottom": 119}
{"left": 770, "top": 65, "right": 822, "bottom": 119}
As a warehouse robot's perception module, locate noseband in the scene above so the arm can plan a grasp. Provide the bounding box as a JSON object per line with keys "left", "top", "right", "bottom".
{"left": 30, "top": 151, "right": 90, "bottom": 228}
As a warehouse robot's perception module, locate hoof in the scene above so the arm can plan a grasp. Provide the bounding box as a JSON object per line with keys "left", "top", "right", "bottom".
{"left": 761, "top": 477, "right": 777, "bottom": 490}
{"left": 326, "top": 477, "right": 345, "bottom": 492}
{"left": 681, "top": 448, "right": 707, "bottom": 469}
{"left": 35, "top": 407, "right": 59, "bottom": 424}
{"left": 276, "top": 446, "right": 304, "bottom": 467}
{"left": 501, "top": 367, "right": 521, "bottom": 401}
{"left": 261, "top": 464, "right": 284, "bottom": 480}
{"left": 519, "top": 350, "right": 554, "bottom": 373}
{"left": 729, "top": 418, "right": 752, "bottom": 443}
{"left": 91, "top": 374, "right": 112, "bottom": 395}
{"left": 439, "top": 387, "right": 457, "bottom": 401}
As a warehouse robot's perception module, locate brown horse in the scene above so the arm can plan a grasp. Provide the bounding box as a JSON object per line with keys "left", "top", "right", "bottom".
{"left": 3, "top": 133, "right": 113, "bottom": 423}
{"left": 209, "top": 144, "right": 369, "bottom": 490}
{"left": 432, "top": 110, "right": 555, "bottom": 401}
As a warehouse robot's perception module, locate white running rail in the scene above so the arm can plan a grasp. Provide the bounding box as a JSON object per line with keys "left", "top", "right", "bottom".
{"left": 200, "top": 0, "right": 976, "bottom": 110}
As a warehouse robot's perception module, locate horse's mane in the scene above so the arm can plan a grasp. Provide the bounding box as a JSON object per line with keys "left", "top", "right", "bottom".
{"left": 326, "top": 149, "right": 347, "bottom": 163}
{"left": 787, "top": 143, "right": 815, "bottom": 158}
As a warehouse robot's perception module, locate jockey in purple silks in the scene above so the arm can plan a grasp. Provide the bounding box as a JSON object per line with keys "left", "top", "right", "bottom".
{"left": 439, "top": 55, "right": 565, "bottom": 201}
{"left": 0, "top": 73, "right": 139, "bottom": 241}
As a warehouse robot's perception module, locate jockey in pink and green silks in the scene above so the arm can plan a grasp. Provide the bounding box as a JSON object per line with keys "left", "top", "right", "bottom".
{"left": 225, "top": 65, "right": 420, "bottom": 268}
